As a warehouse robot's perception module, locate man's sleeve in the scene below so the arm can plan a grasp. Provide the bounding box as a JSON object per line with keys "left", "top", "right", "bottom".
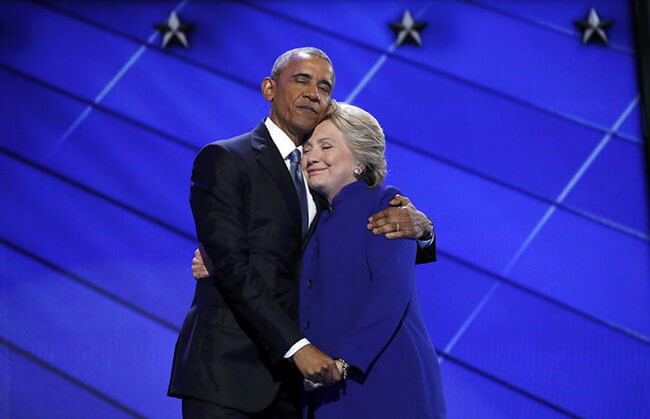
{"left": 415, "top": 234, "right": 436, "bottom": 264}
{"left": 190, "top": 144, "right": 304, "bottom": 365}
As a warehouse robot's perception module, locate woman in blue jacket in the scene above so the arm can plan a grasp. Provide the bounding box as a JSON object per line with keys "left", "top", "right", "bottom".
{"left": 299, "top": 103, "right": 445, "bottom": 418}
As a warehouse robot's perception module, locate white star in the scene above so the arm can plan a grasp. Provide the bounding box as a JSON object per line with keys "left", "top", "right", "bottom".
{"left": 154, "top": 11, "right": 193, "bottom": 49}
{"left": 574, "top": 8, "right": 612, "bottom": 45}
{"left": 389, "top": 10, "right": 427, "bottom": 47}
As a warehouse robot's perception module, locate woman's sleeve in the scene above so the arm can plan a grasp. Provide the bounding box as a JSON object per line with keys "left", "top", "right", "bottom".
{"left": 334, "top": 189, "right": 416, "bottom": 374}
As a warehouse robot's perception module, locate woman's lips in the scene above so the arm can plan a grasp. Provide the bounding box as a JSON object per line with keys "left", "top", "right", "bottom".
{"left": 307, "top": 168, "right": 326, "bottom": 175}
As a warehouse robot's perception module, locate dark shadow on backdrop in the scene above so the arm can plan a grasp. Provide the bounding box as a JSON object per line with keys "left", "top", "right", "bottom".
{"left": 632, "top": 0, "right": 650, "bottom": 216}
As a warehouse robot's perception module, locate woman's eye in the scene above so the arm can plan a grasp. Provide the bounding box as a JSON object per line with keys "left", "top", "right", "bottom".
{"left": 322, "top": 145, "right": 332, "bottom": 150}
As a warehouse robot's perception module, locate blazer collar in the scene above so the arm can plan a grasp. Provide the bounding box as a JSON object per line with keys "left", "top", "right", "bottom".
{"left": 251, "top": 121, "right": 303, "bottom": 233}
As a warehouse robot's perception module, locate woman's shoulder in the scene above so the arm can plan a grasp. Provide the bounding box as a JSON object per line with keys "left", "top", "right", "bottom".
{"left": 373, "top": 184, "right": 404, "bottom": 210}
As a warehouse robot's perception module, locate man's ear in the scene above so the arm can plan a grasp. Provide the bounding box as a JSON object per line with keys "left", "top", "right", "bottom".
{"left": 261, "top": 77, "right": 275, "bottom": 102}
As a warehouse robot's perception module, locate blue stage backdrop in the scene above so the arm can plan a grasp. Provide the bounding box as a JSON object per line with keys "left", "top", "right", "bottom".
{"left": 1, "top": 1, "right": 648, "bottom": 418}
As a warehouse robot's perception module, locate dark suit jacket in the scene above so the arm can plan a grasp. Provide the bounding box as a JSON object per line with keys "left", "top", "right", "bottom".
{"left": 168, "top": 122, "right": 436, "bottom": 413}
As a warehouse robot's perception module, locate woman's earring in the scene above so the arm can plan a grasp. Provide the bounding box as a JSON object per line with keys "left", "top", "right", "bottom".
{"left": 353, "top": 168, "right": 362, "bottom": 177}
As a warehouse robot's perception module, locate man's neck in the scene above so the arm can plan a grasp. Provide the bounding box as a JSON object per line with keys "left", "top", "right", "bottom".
{"left": 268, "top": 115, "right": 304, "bottom": 147}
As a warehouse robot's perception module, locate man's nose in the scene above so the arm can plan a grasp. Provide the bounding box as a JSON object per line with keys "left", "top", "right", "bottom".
{"left": 303, "top": 84, "right": 319, "bottom": 102}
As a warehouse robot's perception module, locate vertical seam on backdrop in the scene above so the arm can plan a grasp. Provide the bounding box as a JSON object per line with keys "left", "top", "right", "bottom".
{"left": 49, "top": 0, "right": 191, "bottom": 156}
{"left": 440, "top": 94, "right": 640, "bottom": 361}
{"left": 345, "top": 2, "right": 432, "bottom": 104}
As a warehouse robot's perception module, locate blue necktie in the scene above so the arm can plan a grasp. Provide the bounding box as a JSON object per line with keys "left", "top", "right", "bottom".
{"left": 288, "top": 149, "right": 309, "bottom": 237}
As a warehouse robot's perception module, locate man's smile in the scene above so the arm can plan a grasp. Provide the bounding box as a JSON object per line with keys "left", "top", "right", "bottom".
{"left": 296, "top": 105, "right": 318, "bottom": 114}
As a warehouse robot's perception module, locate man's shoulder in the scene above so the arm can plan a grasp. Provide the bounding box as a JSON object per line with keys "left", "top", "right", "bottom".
{"left": 202, "top": 123, "right": 267, "bottom": 155}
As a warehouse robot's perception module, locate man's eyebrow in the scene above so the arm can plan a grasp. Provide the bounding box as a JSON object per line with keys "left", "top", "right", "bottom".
{"left": 318, "top": 79, "right": 333, "bottom": 89}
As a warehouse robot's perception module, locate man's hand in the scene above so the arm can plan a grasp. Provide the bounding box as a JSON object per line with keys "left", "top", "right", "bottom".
{"left": 292, "top": 344, "right": 342, "bottom": 384}
{"left": 191, "top": 246, "right": 212, "bottom": 279}
{"left": 367, "top": 194, "right": 433, "bottom": 240}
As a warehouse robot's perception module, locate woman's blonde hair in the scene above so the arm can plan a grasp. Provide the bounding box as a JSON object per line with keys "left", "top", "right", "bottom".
{"left": 324, "top": 101, "right": 387, "bottom": 187}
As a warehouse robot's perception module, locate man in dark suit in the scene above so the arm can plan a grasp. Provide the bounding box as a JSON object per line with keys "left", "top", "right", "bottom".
{"left": 168, "top": 47, "right": 436, "bottom": 418}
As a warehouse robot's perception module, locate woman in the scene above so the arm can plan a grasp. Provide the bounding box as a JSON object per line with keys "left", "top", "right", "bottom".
{"left": 194, "top": 103, "right": 445, "bottom": 418}
{"left": 297, "top": 103, "right": 445, "bottom": 418}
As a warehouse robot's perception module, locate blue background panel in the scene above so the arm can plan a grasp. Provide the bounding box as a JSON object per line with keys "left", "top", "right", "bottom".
{"left": 50, "top": 0, "right": 182, "bottom": 41}
{"left": 452, "top": 285, "right": 650, "bottom": 418}
{"left": 416, "top": 255, "right": 496, "bottom": 348}
{"left": 99, "top": 49, "right": 270, "bottom": 147}
{"left": 0, "top": 246, "right": 180, "bottom": 419}
{"left": 0, "top": 154, "right": 195, "bottom": 326}
{"left": 1, "top": 68, "right": 196, "bottom": 234}
{"left": 441, "top": 360, "right": 566, "bottom": 419}
{"left": 564, "top": 139, "right": 649, "bottom": 234}
{"left": 0, "top": 346, "right": 133, "bottom": 419}
{"left": 1, "top": 1, "right": 647, "bottom": 417}
{"left": 354, "top": 57, "right": 608, "bottom": 201}
{"left": 0, "top": 2, "right": 140, "bottom": 100}
{"left": 474, "top": 0, "right": 636, "bottom": 51}
{"left": 509, "top": 209, "right": 650, "bottom": 337}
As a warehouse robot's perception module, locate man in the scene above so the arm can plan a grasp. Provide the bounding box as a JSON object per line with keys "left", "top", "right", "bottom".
{"left": 168, "top": 47, "right": 435, "bottom": 418}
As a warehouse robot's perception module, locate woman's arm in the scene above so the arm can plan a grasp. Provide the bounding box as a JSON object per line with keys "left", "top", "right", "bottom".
{"left": 334, "top": 190, "right": 417, "bottom": 374}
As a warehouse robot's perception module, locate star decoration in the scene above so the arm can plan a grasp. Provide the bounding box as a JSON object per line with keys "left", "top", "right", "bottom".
{"left": 153, "top": 11, "right": 194, "bottom": 49}
{"left": 389, "top": 10, "right": 427, "bottom": 46}
{"left": 574, "top": 8, "right": 612, "bottom": 45}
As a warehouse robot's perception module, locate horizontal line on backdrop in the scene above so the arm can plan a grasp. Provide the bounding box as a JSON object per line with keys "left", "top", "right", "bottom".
{"left": 437, "top": 349, "right": 580, "bottom": 418}
{"left": 437, "top": 249, "right": 650, "bottom": 345}
{"left": 0, "top": 238, "right": 182, "bottom": 333}
{"left": 0, "top": 64, "right": 199, "bottom": 153}
{"left": 0, "top": 145, "right": 196, "bottom": 243}
{"left": 29, "top": 0, "right": 644, "bottom": 147}
{"left": 0, "top": 336, "right": 147, "bottom": 418}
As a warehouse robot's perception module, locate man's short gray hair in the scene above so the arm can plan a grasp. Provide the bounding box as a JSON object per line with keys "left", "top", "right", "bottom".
{"left": 270, "top": 47, "right": 335, "bottom": 85}
{"left": 326, "top": 101, "right": 387, "bottom": 188}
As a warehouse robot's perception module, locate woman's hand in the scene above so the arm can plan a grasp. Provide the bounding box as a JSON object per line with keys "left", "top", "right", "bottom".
{"left": 191, "top": 246, "right": 212, "bottom": 279}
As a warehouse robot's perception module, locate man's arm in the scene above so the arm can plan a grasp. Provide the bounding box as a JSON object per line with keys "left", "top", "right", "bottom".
{"left": 366, "top": 194, "right": 436, "bottom": 263}
{"left": 191, "top": 247, "right": 340, "bottom": 383}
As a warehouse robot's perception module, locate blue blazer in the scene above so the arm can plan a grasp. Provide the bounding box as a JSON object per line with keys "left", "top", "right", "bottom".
{"left": 299, "top": 181, "right": 446, "bottom": 418}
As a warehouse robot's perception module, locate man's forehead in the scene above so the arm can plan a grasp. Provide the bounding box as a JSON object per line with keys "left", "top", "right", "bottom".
{"left": 286, "top": 54, "right": 333, "bottom": 74}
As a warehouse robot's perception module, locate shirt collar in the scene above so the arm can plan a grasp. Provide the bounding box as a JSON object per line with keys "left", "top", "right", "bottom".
{"left": 264, "top": 118, "right": 302, "bottom": 159}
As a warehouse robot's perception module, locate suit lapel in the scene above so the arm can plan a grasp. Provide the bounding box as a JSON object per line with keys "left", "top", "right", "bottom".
{"left": 302, "top": 189, "right": 329, "bottom": 251}
{"left": 251, "top": 122, "right": 302, "bottom": 227}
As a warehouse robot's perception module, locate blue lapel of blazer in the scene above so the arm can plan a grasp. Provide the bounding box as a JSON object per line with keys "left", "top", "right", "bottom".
{"left": 250, "top": 122, "right": 302, "bottom": 230}
{"left": 301, "top": 188, "right": 328, "bottom": 251}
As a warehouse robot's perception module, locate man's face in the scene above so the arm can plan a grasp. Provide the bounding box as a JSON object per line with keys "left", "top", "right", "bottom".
{"left": 264, "top": 53, "right": 334, "bottom": 141}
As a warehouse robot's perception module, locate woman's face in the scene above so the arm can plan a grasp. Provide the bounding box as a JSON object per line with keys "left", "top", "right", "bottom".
{"left": 302, "top": 120, "right": 360, "bottom": 202}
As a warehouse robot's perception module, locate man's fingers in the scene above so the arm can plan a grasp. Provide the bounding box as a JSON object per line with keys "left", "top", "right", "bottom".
{"left": 368, "top": 207, "right": 392, "bottom": 224}
{"left": 384, "top": 231, "right": 410, "bottom": 240}
{"left": 388, "top": 194, "right": 409, "bottom": 206}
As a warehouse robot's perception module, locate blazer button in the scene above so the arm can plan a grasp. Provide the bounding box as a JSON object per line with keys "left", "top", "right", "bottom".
{"left": 307, "top": 280, "right": 313, "bottom": 289}
{"left": 304, "top": 320, "right": 310, "bottom": 329}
